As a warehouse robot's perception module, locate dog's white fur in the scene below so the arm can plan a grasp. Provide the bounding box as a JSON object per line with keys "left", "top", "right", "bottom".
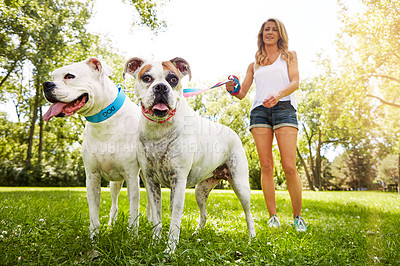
{"left": 43, "top": 58, "right": 141, "bottom": 236}
{"left": 123, "top": 57, "right": 255, "bottom": 252}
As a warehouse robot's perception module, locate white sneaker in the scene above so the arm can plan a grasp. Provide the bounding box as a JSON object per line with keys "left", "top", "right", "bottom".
{"left": 267, "top": 215, "right": 280, "bottom": 228}
{"left": 294, "top": 215, "right": 307, "bottom": 232}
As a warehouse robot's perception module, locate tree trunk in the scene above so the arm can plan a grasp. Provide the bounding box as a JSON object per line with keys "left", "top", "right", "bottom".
{"left": 25, "top": 78, "right": 40, "bottom": 169}
{"left": 316, "top": 128, "right": 322, "bottom": 190}
{"left": 398, "top": 153, "right": 400, "bottom": 195}
{"left": 0, "top": 61, "right": 18, "bottom": 89}
{"left": 304, "top": 125, "right": 317, "bottom": 189}
{"left": 38, "top": 106, "right": 43, "bottom": 166}
{"left": 308, "top": 141, "right": 319, "bottom": 190}
{"left": 297, "top": 147, "right": 315, "bottom": 191}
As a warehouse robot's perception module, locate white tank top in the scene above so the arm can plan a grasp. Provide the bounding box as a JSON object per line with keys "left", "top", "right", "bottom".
{"left": 251, "top": 54, "right": 297, "bottom": 111}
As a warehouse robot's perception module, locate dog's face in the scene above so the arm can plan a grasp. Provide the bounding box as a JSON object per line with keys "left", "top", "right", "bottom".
{"left": 42, "top": 58, "right": 112, "bottom": 121}
{"left": 123, "top": 57, "right": 191, "bottom": 120}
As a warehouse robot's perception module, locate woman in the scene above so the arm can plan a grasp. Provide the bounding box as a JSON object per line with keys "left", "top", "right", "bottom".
{"left": 226, "top": 18, "right": 306, "bottom": 231}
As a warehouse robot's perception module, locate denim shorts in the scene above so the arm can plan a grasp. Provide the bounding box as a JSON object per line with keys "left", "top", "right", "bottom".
{"left": 249, "top": 101, "right": 298, "bottom": 131}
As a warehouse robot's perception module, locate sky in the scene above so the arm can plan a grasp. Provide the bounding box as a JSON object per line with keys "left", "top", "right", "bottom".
{"left": 88, "top": 0, "right": 341, "bottom": 85}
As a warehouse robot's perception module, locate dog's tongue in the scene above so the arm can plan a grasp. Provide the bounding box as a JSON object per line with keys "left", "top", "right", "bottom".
{"left": 43, "top": 95, "right": 88, "bottom": 122}
{"left": 152, "top": 103, "right": 169, "bottom": 111}
{"left": 43, "top": 102, "right": 69, "bottom": 122}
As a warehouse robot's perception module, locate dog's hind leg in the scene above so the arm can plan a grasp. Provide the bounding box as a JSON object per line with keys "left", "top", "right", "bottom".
{"left": 194, "top": 177, "right": 221, "bottom": 231}
{"left": 226, "top": 149, "right": 256, "bottom": 238}
{"left": 108, "top": 181, "right": 124, "bottom": 226}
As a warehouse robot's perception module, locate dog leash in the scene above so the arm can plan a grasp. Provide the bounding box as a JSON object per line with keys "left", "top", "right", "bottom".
{"left": 183, "top": 75, "right": 241, "bottom": 97}
{"left": 118, "top": 76, "right": 241, "bottom": 124}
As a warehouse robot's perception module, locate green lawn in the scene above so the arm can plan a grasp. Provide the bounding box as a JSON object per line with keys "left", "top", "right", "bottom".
{"left": 0, "top": 187, "right": 399, "bottom": 265}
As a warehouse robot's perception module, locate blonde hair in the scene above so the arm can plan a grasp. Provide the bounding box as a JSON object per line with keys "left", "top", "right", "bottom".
{"left": 255, "top": 18, "right": 295, "bottom": 68}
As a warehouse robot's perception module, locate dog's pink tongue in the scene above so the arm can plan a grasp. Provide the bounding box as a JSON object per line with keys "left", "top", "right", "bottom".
{"left": 43, "top": 102, "right": 68, "bottom": 122}
{"left": 153, "top": 103, "right": 169, "bottom": 111}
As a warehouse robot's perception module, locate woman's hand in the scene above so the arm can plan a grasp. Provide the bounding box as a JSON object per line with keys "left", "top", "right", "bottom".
{"left": 225, "top": 80, "right": 237, "bottom": 94}
{"left": 262, "top": 92, "right": 281, "bottom": 108}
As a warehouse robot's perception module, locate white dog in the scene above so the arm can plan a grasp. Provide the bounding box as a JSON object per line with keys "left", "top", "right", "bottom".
{"left": 43, "top": 58, "right": 141, "bottom": 237}
{"left": 123, "top": 57, "right": 256, "bottom": 252}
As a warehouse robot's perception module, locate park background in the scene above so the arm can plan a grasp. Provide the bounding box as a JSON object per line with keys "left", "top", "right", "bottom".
{"left": 1, "top": 0, "right": 400, "bottom": 193}
{"left": 1, "top": 0, "right": 400, "bottom": 264}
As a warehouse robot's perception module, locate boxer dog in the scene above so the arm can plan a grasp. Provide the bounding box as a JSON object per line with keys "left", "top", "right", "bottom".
{"left": 42, "top": 58, "right": 141, "bottom": 237}
{"left": 123, "top": 57, "right": 255, "bottom": 253}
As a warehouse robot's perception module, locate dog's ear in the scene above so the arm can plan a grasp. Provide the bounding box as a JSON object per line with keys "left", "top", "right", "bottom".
{"left": 123, "top": 57, "right": 145, "bottom": 79}
{"left": 101, "top": 62, "right": 112, "bottom": 77}
{"left": 85, "top": 57, "right": 112, "bottom": 77}
{"left": 170, "top": 57, "right": 192, "bottom": 81}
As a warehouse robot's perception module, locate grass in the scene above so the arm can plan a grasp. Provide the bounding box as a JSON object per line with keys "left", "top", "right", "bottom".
{"left": 0, "top": 187, "right": 399, "bottom": 265}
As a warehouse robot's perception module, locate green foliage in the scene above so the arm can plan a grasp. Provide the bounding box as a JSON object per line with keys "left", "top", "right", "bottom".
{"left": 125, "top": 0, "right": 167, "bottom": 32}
{"left": 1, "top": 0, "right": 400, "bottom": 191}
{"left": 0, "top": 188, "right": 399, "bottom": 264}
{"left": 337, "top": 0, "right": 400, "bottom": 152}
{"left": 0, "top": 0, "right": 97, "bottom": 186}
{"left": 1, "top": 0, "right": 95, "bottom": 78}
{"left": 377, "top": 154, "right": 399, "bottom": 185}
{"left": 0, "top": 0, "right": 163, "bottom": 187}
{"left": 331, "top": 149, "right": 377, "bottom": 189}
{"left": 0, "top": 111, "right": 85, "bottom": 186}
{"left": 296, "top": 0, "right": 400, "bottom": 190}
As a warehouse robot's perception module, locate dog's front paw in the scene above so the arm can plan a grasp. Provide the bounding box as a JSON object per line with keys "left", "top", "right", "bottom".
{"left": 127, "top": 216, "right": 139, "bottom": 235}
{"left": 127, "top": 225, "right": 139, "bottom": 237}
{"left": 89, "top": 230, "right": 100, "bottom": 245}
{"left": 248, "top": 230, "right": 256, "bottom": 244}
{"left": 152, "top": 223, "right": 162, "bottom": 240}
{"left": 164, "top": 242, "right": 177, "bottom": 255}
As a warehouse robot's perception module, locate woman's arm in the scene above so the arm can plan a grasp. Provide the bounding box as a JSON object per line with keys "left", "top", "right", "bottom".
{"left": 263, "top": 51, "right": 299, "bottom": 107}
{"left": 226, "top": 62, "right": 254, "bottom": 100}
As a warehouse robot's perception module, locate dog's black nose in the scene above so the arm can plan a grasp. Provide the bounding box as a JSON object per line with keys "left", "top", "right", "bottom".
{"left": 153, "top": 83, "right": 169, "bottom": 93}
{"left": 43, "top": 81, "right": 56, "bottom": 93}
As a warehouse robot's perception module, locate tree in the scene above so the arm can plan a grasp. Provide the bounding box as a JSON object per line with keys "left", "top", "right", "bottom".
{"left": 296, "top": 77, "right": 345, "bottom": 191}
{"left": 124, "top": 0, "right": 167, "bottom": 32}
{"left": 303, "top": 56, "right": 381, "bottom": 189}
{"left": 335, "top": 0, "right": 400, "bottom": 191}
{"left": 296, "top": 0, "right": 400, "bottom": 190}
{"left": 377, "top": 154, "right": 399, "bottom": 187}
{"left": 0, "top": 0, "right": 165, "bottom": 186}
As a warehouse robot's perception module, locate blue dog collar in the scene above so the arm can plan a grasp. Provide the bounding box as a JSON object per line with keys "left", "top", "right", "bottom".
{"left": 85, "top": 84, "right": 126, "bottom": 123}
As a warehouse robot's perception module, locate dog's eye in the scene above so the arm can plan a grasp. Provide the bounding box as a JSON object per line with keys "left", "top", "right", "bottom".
{"left": 167, "top": 74, "right": 179, "bottom": 87}
{"left": 64, "top": 73, "right": 75, "bottom": 80}
{"left": 141, "top": 75, "right": 153, "bottom": 83}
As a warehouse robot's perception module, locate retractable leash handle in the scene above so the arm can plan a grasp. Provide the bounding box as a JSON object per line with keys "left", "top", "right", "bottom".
{"left": 227, "top": 75, "right": 241, "bottom": 96}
